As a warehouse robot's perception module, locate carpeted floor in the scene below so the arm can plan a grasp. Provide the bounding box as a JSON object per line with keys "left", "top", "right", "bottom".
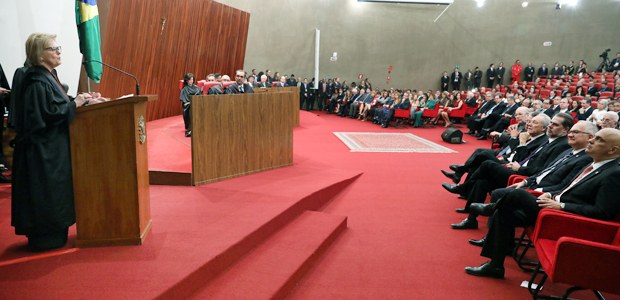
{"left": 0, "top": 111, "right": 616, "bottom": 300}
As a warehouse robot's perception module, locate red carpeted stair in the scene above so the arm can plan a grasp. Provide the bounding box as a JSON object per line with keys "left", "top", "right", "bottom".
{"left": 190, "top": 210, "right": 347, "bottom": 299}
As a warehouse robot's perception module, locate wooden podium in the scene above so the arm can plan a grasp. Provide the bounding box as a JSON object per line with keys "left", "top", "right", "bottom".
{"left": 69, "top": 95, "right": 156, "bottom": 247}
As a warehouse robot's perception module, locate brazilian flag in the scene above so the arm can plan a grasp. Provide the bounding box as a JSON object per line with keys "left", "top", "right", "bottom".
{"left": 76, "top": 0, "right": 102, "bottom": 82}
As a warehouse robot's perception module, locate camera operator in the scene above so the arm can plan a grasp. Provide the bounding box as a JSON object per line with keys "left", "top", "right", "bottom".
{"left": 610, "top": 51, "right": 620, "bottom": 72}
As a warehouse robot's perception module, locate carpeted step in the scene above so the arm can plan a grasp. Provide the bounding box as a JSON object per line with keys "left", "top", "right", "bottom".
{"left": 189, "top": 210, "right": 347, "bottom": 299}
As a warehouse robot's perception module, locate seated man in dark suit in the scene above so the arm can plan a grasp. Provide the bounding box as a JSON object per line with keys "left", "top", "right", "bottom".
{"left": 465, "top": 92, "right": 495, "bottom": 135}
{"left": 225, "top": 70, "right": 255, "bottom": 94}
{"left": 575, "top": 97, "right": 594, "bottom": 120}
{"left": 478, "top": 96, "right": 519, "bottom": 140}
{"left": 448, "top": 113, "right": 573, "bottom": 229}
{"left": 206, "top": 74, "right": 224, "bottom": 95}
{"left": 465, "top": 121, "right": 596, "bottom": 234}
{"left": 474, "top": 94, "right": 507, "bottom": 140}
{"left": 442, "top": 107, "right": 531, "bottom": 185}
{"left": 274, "top": 76, "right": 288, "bottom": 88}
{"left": 464, "top": 128, "right": 620, "bottom": 279}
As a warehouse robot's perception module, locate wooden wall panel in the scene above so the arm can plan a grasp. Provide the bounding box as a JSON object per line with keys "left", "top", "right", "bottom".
{"left": 190, "top": 92, "right": 294, "bottom": 185}
{"left": 92, "top": 0, "right": 249, "bottom": 121}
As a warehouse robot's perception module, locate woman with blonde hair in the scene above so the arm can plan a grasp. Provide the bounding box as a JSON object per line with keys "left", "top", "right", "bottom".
{"left": 12, "top": 33, "right": 104, "bottom": 250}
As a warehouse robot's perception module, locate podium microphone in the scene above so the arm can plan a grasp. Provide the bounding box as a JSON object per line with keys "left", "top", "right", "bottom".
{"left": 83, "top": 60, "right": 140, "bottom": 95}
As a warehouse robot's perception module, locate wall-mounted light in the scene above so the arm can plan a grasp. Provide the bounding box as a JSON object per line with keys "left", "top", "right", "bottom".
{"left": 521, "top": 1, "right": 528, "bottom": 8}
{"left": 475, "top": 0, "right": 485, "bottom": 8}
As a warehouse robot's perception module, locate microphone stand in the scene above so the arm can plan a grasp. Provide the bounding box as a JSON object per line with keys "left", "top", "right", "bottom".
{"left": 83, "top": 60, "right": 140, "bottom": 95}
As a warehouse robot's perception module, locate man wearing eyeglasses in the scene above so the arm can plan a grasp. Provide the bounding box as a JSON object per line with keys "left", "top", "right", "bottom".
{"left": 225, "top": 70, "right": 254, "bottom": 94}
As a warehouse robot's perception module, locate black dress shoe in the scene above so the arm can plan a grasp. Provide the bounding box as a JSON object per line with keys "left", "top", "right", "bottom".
{"left": 442, "top": 183, "right": 463, "bottom": 194}
{"left": 468, "top": 237, "right": 486, "bottom": 247}
{"left": 451, "top": 218, "right": 478, "bottom": 229}
{"left": 185, "top": 130, "right": 192, "bottom": 137}
{"left": 469, "top": 203, "right": 495, "bottom": 217}
{"left": 441, "top": 170, "right": 461, "bottom": 183}
{"left": 449, "top": 164, "right": 464, "bottom": 172}
{"left": 476, "top": 135, "right": 487, "bottom": 140}
{"left": 465, "top": 131, "right": 476, "bottom": 135}
{"left": 455, "top": 207, "right": 469, "bottom": 214}
{"left": 0, "top": 166, "right": 8, "bottom": 172}
{"left": 458, "top": 195, "right": 467, "bottom": 200}
{"left": 465, "top": 261, "right": 505, "bottom": 279}
{"left": 0, "top": 175, "right": 10, "bottom": 183}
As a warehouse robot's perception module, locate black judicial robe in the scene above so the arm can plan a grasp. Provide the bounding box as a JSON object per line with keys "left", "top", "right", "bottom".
{"left": 11, "top": 66, "right": 77, "bottom": 236}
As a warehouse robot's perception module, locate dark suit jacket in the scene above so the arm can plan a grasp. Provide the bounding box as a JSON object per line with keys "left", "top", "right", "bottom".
{"left": 501, "top": 104, "right": 518, "bottom": 117}
{"left": 473, "top": 100, "right": 493, "bottom": 116}
{"left": 556, "top": 159, "right": 620, "bottom": 220}
{"left": 496, "top": 67, "right": 505, "bottom": 80}
{"left": 511, "top": 135, "right": 549, "bottom": 165}
{"left": 551, "top": 67, "right": 563, "bottom": 76}
{"left": 537, "top": 67, "right": 548, "bottom": 76}
{"left": 486, "top": 68, "right": 496, "bottom": 81}
{"left": 516, "top": 135, "right": 570, "bottom": 176}
{"left": 451, "top": 72, "right": 462, "bottom": 84}
{"left": 575, "top": 106, "right": 594, "bottom": 120}
{"left": 542, "top": 107, "right": 556, "bottom": 118}
{"left": 275, "top": 82, "right": 287, "bottom": 88}
{"left": 440, "top": 76, "right": 449, "bottom": 89}
{"left": 225, "top": 83, "right": 254, "bottom": 94}
{"left": 530, "top": 150, "right": 592, "bottom": 194}
{"left": 524, "top": 67, "right": 535, "bottom": 79}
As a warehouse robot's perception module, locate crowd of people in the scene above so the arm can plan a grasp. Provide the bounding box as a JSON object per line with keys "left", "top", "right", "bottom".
{"left": 438, "top": 105, "right": 620, "bottom": 280}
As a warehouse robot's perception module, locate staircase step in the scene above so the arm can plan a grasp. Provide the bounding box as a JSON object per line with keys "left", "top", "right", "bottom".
{"left": 190, "top": 210, "right": 347, "bottom": 299}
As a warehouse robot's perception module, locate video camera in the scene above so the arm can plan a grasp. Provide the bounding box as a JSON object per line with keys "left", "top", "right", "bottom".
{"left": 599, "top": 48, "right": 611, "bottom": 59}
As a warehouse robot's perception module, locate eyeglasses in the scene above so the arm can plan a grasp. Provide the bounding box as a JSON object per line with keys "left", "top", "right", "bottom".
{"left": 568, "top": 130, "right": 589, "bottom": 135}
{"left": 45, "top": 46, "right": 62, "bottom": 52}
{"left": 235, "top": 75, "right": 244, "bottom": 78}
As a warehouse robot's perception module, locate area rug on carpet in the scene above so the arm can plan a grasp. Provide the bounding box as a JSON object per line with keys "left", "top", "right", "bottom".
{"left": 333, "top": 132, "right": 457, "bottom": 153}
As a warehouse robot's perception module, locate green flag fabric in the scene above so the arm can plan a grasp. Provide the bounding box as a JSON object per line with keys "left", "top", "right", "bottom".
{"left": 76, "top": 0, "right": 103, "bottom": 82}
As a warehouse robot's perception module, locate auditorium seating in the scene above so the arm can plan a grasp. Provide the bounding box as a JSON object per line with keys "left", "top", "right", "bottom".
{"left": 528, "top": 209, "right": 620, "bottom": 299}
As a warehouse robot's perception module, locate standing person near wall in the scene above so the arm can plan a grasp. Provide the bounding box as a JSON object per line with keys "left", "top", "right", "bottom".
{"left": 496, "top": 62, "right": 505, "bottom": 86}
{"left": 441, "top": 71, "right": 449, "bottom": 92}
{"left": 12, "top": 33, "right": 105, "bottom": 251}
{"left": 486, "top": 64, "right": 496, "bottom": 88}
{"left": 524, "top": 62, "right": 535, "bottom": 82}
{"left": 511, "top": 60, "right": 522, "bottom": 84}
{"left": 473, "top": 67, "right": 482, "bottom": 89}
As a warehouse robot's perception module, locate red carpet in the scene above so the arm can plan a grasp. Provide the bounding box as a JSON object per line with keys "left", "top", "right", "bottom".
{"left": 0, "top": 111, "right": 617, "bottom": 299}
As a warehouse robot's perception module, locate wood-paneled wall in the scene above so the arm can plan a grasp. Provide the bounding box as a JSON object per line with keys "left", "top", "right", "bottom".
{"left": 87, "top": 0, "right": 249, "bottom": 121}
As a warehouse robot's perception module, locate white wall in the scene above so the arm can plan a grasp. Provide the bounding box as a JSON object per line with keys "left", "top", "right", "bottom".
{"left": 0, "top": 1, "right": 81, "bottom": 96}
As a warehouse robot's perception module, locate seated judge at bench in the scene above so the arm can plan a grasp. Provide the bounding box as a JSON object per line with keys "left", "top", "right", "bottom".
{"left": 225, "top": 70, "right": 254, "bottom": 94}
{"left": 180, "top": 73, "right": 202, "bottom": 137}
{"left": 12, "top": 33, "right": 105, "bottom": 251}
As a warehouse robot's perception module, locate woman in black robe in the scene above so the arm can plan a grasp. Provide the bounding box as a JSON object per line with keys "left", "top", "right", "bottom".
{"left": 179, "top": 73, "right": 202, "bottom": 137}
{"left": 11, "top": 33, "right": 94, "bottom": 251}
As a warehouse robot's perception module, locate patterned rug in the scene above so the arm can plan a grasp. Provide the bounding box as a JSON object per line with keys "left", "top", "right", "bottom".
{"left": 333, "top": 132, "right": 456, "bottom": 153}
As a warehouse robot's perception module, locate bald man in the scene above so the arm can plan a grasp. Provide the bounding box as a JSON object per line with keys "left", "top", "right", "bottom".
{"left": 465, "top": 128, "right": 620, "bottom": 279}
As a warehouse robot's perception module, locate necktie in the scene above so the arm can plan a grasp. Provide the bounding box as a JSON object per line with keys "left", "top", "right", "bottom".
{"left": 239, "top": 85, "right": 244, "bottom": 93}
{"left": 557, "top": 164, "right": 594, "bottom": 198}
{"left": 519, "top": 140, "right": 549, "bottom": 165}
{"left": 535, "top": 152, "right": 574, "bottom": 181}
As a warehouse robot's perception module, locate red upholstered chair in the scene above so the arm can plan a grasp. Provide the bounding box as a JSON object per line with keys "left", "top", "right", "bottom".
{"left": 595, "top": 83, "right": 603, "bottom": 90}
{"left": 528, "top": 210, "right": 620, "bottom": 299}
{"left": 572, "top": 96, "right": 584, "bottom": 102}
{"left": 392, "top": 109, "right": 410, "bottom": 128}
{"left": 421, "top": 104, "right": 440, "bottom": 126}
{"left": 271, "top": 82, "right": 278, "bottom": 87}
{"left": 539, "top": 89, "right": 551, "bottom": 99}
{"left": 179, "top": 80, "right": 184, "bottom": 90}
{"left": 222, "top": 81, "right": 235, "bottom": 90}
{"left": 196, "top": 80, "right": 206, "bottom": 90}
{"left": 600, "top": 91, "right": 613, "bottom": 99}
{"left": 447, "top": 105, "right": 467, "bottom": 121}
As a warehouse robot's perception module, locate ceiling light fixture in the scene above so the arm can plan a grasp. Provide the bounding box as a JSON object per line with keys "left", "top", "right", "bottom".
{"left": 522, "top": 1, "right": 528, "bottom": 8}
